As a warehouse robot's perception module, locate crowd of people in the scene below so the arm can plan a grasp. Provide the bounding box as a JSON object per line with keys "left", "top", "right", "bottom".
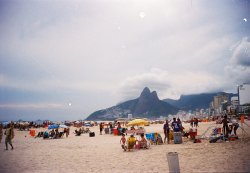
{"left": 99, "top": 121, "right": 127, "bottom": 135}
{"left": 74, "top": 127, "right": 90, "bottom": 136}
{"left": 163, "top": 118, "right": 185, "bottom": 144}
{"left": 0, "top": 116, "right": 243, "bottom": 152}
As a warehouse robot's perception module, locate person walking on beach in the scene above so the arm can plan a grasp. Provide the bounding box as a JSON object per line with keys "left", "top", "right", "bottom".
{"left": 222, "top": 115, "right": 229, "bottom": 137}
{"left": 163, "top": 120, "right": 170, "bottom": 144}
{"left": 99, "top": 122, "right": 103, "bottom": 135}
{"left": 0, "top": 124, "right": 3, "bottom": 143}
{"left": 5, "top": 124, "right": 14, "bottom": 150}
{"left": 120, "top": 133, "right": 127, "bottom": 151}
{"left": 194, "top": 118, "right": 199, "bottom": 127}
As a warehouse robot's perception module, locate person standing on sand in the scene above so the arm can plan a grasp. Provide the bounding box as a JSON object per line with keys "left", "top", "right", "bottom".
{"left": 99, "top": 122, "right": 103, "bottom": 135}
{"left": 66, "top": 128, "right": 70, "bottom": 137}
{"left": 0, "top": 124, "right": 3, "bottom": 143}
{"left": 177, "top": 118, "right": 184, "bottom": 132}
{"left": 163, "top": 120, "right": 170, "bottom": 144}
{"left": 120, "top": 133, "right": 127, "bottom": 151}
{"left": 171, "top": 118, "right": 180, "bottom": 132}
{"left": 5, "top": 124, "right": 14, "bottom": 150}
{"left": 222, "top": 115, "right": 229, "bottom": 137}
{"left": 194, "top": 118, "right": 199, "bottom": 127}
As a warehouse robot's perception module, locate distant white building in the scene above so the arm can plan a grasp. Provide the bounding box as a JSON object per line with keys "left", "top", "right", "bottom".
{"left": 128, "top": 114, "right": 133, "bottom": 119}
{"left": 238, "top": 84, "right": 250, "bottom": 105}
{"left": 231, "top": 96, "right": 239, "bottom": 107}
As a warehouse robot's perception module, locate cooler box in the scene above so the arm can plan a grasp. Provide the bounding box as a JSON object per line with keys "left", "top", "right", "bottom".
{"left": 104, "top": 128, "right": 109, "bottom": 134}
{"left": 29, "top": 129, "right": 36, "bottom": 137}
{"left": 113, "top": 129, "right": 118, "bottom": 136}
{"left": 174, "top": 132, "right": 182, "bottom": 144}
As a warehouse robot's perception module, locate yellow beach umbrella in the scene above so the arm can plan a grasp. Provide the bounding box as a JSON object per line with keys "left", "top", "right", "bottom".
{"left": 126, "top": 119, "right": 149, "bottom": 126}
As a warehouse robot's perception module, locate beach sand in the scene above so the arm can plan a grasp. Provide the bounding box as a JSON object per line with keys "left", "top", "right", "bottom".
{"left": 0, "top": 121, "right": 250, "bottom": 173}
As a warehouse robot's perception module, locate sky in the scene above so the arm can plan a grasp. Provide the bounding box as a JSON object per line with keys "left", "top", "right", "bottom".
{"left": 0, "top": 0, "right": 250, "bottom": 121}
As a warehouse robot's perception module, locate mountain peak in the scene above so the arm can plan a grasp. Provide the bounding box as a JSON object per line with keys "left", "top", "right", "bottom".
{"left": 140, "top": 87, "right": 151, "bottom": 97}
{"left": 139, "top": 87, "right": 159, "bottom": 101}
{"left": 151, "top": 91, "right": 159, "bottom": 101}
{"left": 86, "top": 87, "right": 178, "bottom": 120}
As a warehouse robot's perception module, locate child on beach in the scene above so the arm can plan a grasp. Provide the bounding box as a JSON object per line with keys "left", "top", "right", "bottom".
{"left": 120, "top": 133, "right": 127, "bottom": 151}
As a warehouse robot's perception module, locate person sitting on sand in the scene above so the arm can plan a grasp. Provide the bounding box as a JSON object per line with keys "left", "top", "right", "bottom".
{"left": 138, "top": 133, "right": 148, "bottom": 149}
{"left": 35, "top": 132, "right": 43, "bottom": 138}
{"left": 43, "top": 131, "right": 49, "bottom": 139}
{"left": 54, "top": 129, "right": 59, "bottom": 139}
{"left": 127, "top": 134, "right": 136, "bottom": 151}
{"left": 74, "top": 129, "right": 81, "bottom": 136}
{"left": 232, "top": 121, "right": 239, "bottom": 136}
{"left": 120, "top": 133, "right": 127, "bottom": 151}
{"left": 50, "top": 129, "right": 55, "bottom": 138}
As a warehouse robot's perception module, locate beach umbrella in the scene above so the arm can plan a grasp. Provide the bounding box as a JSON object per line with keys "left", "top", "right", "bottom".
{"left": 48, "top": 124, "right": 59, "bottom": 129}
{"left": 59, "top": 124, "right": 68, "bottom": 128}
{"left": 126, "top": 119, "right": 149, "bottom": 126}
{"left": 84, "top": 123, "right": 91, "bottom": 127}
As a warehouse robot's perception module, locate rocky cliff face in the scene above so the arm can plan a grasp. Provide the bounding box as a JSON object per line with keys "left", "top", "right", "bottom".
{"left": 85, "top": 87, "right": 178, "bottom": 120}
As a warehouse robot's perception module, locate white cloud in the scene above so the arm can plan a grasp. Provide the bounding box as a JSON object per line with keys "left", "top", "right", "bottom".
{"left": 0, "top": 103, "right": 63, "bottom": 109}
{"left": 230, "top": 37, "right": 250, "bottom": 67}
{"left": 0, "top": 0, "right": 248, "bottom": 120}
{"left": 225, "top": 37, "right": 250, "bottom": 84}
{"left": 119, "top": 68, "right": 224, "bottom": 100}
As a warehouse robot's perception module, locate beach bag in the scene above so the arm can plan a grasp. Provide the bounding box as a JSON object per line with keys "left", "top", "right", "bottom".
{"left": 89, "top": 132, "right": 95, "bottom": 137}
{"left": 209, "top": 137, "right": 218, "bottom": 143}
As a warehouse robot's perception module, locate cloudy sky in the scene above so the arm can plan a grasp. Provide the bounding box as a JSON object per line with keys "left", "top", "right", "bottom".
{"left": 0, "top": 0, "right": 249, "bottom": 121}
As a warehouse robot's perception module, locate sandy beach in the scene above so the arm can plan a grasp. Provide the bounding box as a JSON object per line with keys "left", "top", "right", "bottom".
{"left": 0, "top": 121, "right": 250, "bottom": 173}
